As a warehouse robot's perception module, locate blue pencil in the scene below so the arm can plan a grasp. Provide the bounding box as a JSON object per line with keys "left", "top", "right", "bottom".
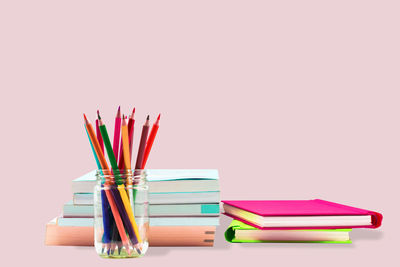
{"left": 85, "top": 126, "right": 112, "bottom": 252}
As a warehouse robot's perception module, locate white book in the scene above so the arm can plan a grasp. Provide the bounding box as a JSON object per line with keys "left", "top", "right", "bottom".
{"left": 223, "top": 204, "right": 372, "bottom": 227}
{"left": 63, "top": 200, "right": 220, "bottom": 217}
{"left": 234, "top": 229, "right": 351, "bottom": 242}
{"left": 57, "top": 216, "right": 220, "bottom": 227}
{"left": 72, "top": 169, "right": 220, "bottom": 194}
{"left": 74, "top": 191, "right": 220, "bottom": 205}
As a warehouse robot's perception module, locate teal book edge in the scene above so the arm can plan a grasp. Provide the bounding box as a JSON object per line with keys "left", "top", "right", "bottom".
{"left": 225, "top": 220, "right": 352, "bottom": 244}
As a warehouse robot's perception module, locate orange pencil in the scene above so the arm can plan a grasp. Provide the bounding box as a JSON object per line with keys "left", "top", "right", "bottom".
{"left": 121, "top": 116, "right": 142, "bottom": 243}
{"left": 84, "top": 114, "right": 132, "bottom": 255}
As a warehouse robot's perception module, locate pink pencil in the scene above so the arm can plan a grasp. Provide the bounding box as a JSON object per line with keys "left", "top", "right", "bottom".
{"left": 96, "top": 111, "right": 104, "bottom": 153}
{"left": 113, "top": 106, "right": 122, "bottom": 161}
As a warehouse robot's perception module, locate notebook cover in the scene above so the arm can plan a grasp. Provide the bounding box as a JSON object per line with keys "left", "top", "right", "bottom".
{"left": 224, "top": 220, "right": 352, "bottom": 243}
{"left": 222, "top": 199, "right": 383, "bottom": 230}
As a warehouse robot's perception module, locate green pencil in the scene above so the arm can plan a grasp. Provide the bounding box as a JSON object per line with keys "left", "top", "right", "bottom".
{"left": 98, "top": 115, "right": 122, "bottom": 184}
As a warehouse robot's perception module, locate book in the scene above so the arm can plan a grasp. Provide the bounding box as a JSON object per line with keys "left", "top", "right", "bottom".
{"left": 148, "top": 216, "right": 220, "bottom": 226}
{"left": 57, "top": 216, "right": 220, "bottom": 227}
{"left": 72, "top": 169, "right": 220, "bottom": 193}
{"left": 45, "top": 218, "right": 215, "bottom": 246}
{"left": 45, "top": 218, "right": 93, "bottom": 246}
{"left": 73, "top": 191, "right": 220, "bottom": 205}
{"left": 146, "top": 169, "right": 219, "bottom": 179}
{"left": 149, "top": 225, "right": 215, "bottom": 246}
{"left": 73, "top": 193, "right": 94, "bottom": 205}
{"left": 225, "top": 220, "right": 352, "bottom": 243}
{"left": 63, "top": 201, "right": 220, "bottom": 217}
{"left": 222, "top": 199, "right": 383, "bottom": 229}
{"left": 150, "top": 204, "right": 220, "bottom": 217}
{"left": 63, "top": 201, "right": 92, "bottom": 217}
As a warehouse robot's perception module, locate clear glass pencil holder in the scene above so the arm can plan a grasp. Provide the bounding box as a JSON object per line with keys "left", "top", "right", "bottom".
{"left": 94, "top": 169, "right": 149, "bottom": 258}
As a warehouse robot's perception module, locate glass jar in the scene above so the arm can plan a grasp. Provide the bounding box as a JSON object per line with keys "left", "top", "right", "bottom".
{"left": 94, "top": 169, "right": 149, "bottom": 258}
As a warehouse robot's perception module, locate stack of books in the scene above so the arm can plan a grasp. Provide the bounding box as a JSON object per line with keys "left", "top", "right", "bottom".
{"left": 222, "top": 199, "right": 382, "bottom": 243}
{"left": 45, "top": 169, "right": 220, "bottom": 246}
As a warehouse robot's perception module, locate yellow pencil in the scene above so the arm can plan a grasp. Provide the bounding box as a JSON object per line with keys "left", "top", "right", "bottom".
{"left": 118, "top": 115, "right": 142, "bottom": 243}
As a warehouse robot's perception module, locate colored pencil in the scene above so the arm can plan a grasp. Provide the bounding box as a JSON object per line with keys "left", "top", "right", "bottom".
{"left": 85, "top": 125, "right": 111, "bottom": 253}
{"left": 96, "top": 111, "right": 104, "bottom": 153}
{"left": 83, "top": 114, "right": 132, "bottom": 255}
{"left": 113, "top": 106, "right": 122, "bottom": 162}
{"left": 135, "top": 115, "right": 150, "bottom": 170}
{"left": 117, "top": 120, "right": 125, "bottom": 170}
{"left": 142, "top": 114, "right": 160, "bottom": 168}
{"left": 128, "top": 108, "right": 135, "bottom": 161}
{"left": 121, "top": 115, "right": 142, "bottom": 243}
{"left": 98, "top": 113, "right": 139, "bottom": 246}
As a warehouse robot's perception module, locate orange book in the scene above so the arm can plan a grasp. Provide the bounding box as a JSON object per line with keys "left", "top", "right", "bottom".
{"left": 45, "top": 218, "right": 93, "bottom": 246}
{"left": 149, "top": 225, "right": 215, "bottom": 246}
{"left": 45, "top": 218, "right": 216, "bottom": 247}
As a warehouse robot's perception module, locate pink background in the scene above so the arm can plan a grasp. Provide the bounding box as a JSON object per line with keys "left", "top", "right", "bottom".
{"left": 0, "top": 1, "right": 398, "bottom": 266}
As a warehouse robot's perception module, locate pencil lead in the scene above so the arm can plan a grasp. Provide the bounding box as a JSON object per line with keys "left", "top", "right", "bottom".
{"left": 117, "top": 106, "right": 121, "bottom": 117}
{"left": 157, "top": 113, "right": 161, "bottom": 121}
{"left": 146, "top": 115, "right": 150, "bottom": 121}
{"left": 110, "top": 242, "right": 117, "bottom": 255}
{"left": 134, "top": 244, "right": 142, "bottom": 255}
{"left": 132, "top": 107, "right": 136, "bottom": 117}
{"left": 97, "top": 110, "right": 102, "bottom": 120}
{"left": 118, "top": 245, "right": 122, "bottom": 255}
{"left": 83, "top": 113, "right": 89, "bottom": 124}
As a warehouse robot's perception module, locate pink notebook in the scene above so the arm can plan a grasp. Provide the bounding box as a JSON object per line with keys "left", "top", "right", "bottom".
{"left": 222, "top": 199, "right": 383, "bottom": 230}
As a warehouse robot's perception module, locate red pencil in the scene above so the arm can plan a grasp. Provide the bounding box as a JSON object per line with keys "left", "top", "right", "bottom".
{"left": 135, "top": 115, "right": 150, "bottom": 170}
{"left": 142, "top": 114, "right": 160, "bottom": 168}
{"left": 113, "top": 106, "right": 122, "bottom": 162}
{"left": 127, "top": 108, "right": 136, "bottom": 162}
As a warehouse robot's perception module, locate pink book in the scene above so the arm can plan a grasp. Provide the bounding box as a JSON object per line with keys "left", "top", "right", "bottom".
{"left": 222, "top": 199, "right": 382, "bottom": 230}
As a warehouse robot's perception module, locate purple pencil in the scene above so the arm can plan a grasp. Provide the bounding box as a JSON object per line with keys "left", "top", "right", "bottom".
{"left": 135, "top": 115, "right": 150, "bottom": 170}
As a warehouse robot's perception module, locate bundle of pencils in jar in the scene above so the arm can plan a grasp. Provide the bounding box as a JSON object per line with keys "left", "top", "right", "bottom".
{"left": 83, "top": 107, "right": 160, "bottom": 258}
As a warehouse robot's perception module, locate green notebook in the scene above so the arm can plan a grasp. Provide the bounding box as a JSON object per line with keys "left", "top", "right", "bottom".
{"left": 225, "top": 220, "right": 352, "bottom": 243}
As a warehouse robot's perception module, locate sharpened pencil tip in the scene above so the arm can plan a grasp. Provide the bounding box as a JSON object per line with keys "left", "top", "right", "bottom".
{"left": 132, "top": 107, "right": 136, "bottom": 115}
{"left": 97, "top": 110, "right": 101, "bottom": 120}
{"left": 83, "top": 113, "right": 88, "bottom": 123}
{"left": 146, "top": 115, "right": 150, "bottom": 120}
{"left": 157, "top": 114, "right": 161, "bottom": 121}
